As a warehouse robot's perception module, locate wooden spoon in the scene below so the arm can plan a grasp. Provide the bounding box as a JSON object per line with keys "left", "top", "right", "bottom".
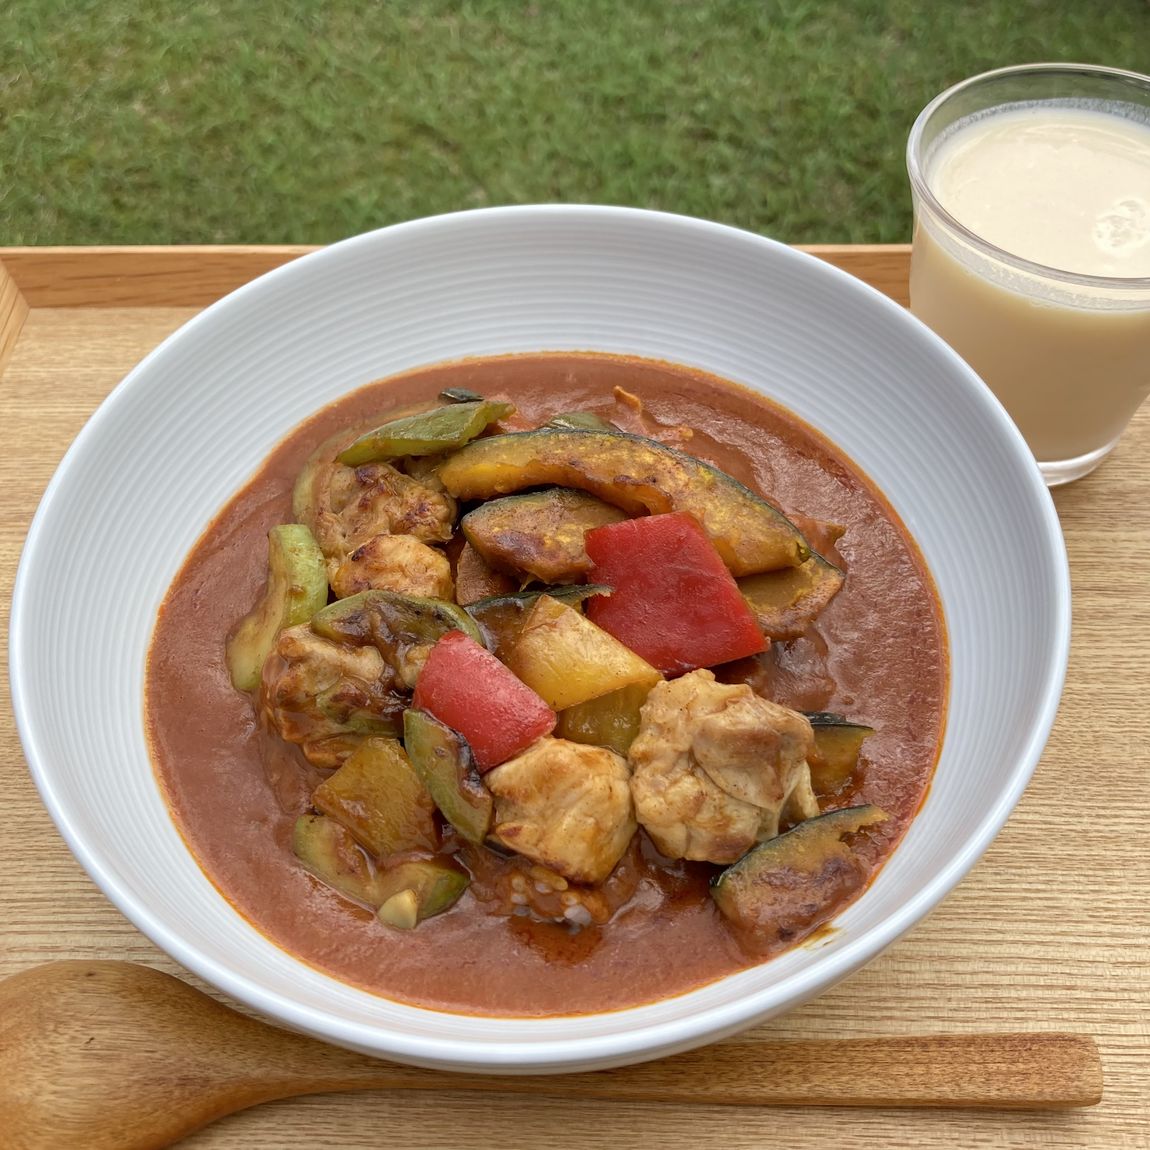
{"left": 0, "top": 961, "right": 1101, "bottom": 1150}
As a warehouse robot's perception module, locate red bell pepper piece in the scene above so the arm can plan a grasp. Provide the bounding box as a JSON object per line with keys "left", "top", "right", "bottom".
{"left": 585, "top": 511, "right": 766, "bottom": 676}
{"left": 412, "top": 631, "right": 556, "bottom": 771}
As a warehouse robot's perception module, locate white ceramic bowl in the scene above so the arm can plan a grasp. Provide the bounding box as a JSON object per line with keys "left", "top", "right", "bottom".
{"left": 10, "top": 206, "right": 1069, "bottom": 1073}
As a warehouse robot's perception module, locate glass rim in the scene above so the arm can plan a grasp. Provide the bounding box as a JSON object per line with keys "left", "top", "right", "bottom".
{"left": 906, "top": 61, "right": 1150, "bottom": 291}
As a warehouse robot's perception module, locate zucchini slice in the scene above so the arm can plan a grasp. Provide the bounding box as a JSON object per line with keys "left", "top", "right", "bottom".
{"left": 738, "top": 552, "right": 845, "bottom": 640}
{"left": 225, "top": 523, "right": 328, "bottom": 692}
{"left": 376, "top": 858, "right": 470, "bottom": 929}
{"left": 806, "top": 713, "right": 875, "bottom": 795}
{"left": 312, "top": 737, "right": 438, "bottom": 858}
{"left": 403, "top": 708, "right": 493, "bottom": 845}
{"left": 711, "top": 805, "right": 888, "bottom": 943}
{"left": 437, "top": 428, "right": 809, "bottom": 575}
{"left": 461, "top": 487, "right": 628, "bottom": 584}
{"left": 292, "top": 814, "right": 389, "bottom": 909}
{"left": 312, "top": 590, "right": 484, "bottom": 686}
{"left": 338, "top": 400, "right": 515, "bottom": 465}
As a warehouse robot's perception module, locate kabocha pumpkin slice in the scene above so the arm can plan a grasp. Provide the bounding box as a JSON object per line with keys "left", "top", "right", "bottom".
{"left": 556, "top": 681, "right": 653, "bottom": 756}
{"left": 402, "top": 708, "right": 493, "bottom": 844}
{"left": 312, "top": 737, "right": 438, "bottom": 858}
{"left": 806, "top": 713, "right": 875, "bottom": 795}
{"left": 461, "top": 488, "right": 627, "bottom": 583}
{"left": 507, "top": 594, "right": 662, "bottom": 711}
{"left": 739, "top": 553, "right": 845, "bottom": 640}
{"left": 376, "top": 858, "right": 470, "bottom": 929}
{"left": 437, "top": 428, "right": 809, "bottom": 575}
{"left": 225, "top": 524, "right": 328, "bottom": 692}
{"left": 338, "top": 400, "right": 515, "bottom": 465}
{"left": 710, "top": 805, "right": 888, "bottom": 943}
{"left": 292, "top": 814, "right": 389, "bottom": 908}
{"left": 466, "top": 584, "right": 612, "bottom": 659}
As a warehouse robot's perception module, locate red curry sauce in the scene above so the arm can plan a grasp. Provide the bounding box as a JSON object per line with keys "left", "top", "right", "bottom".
{"left": 146, "top": 354, "right": 947, "bottom": 1017}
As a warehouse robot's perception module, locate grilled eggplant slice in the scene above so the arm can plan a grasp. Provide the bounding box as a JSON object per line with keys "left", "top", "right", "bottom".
{"left": 738, "top": 552, "right": 845, "bottom": 640}
{"left": 806, "top": 713, "right": 875, "bottom": 795}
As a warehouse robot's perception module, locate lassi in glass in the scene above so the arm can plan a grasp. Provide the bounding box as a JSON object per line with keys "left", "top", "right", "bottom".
{"left": 907, "top": 65, "right": 1150, "bottom": 485}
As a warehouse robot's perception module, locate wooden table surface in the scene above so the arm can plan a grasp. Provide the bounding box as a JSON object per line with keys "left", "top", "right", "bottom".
{"left": 1, "top": 245, "right": 1147, "bottom": 1150}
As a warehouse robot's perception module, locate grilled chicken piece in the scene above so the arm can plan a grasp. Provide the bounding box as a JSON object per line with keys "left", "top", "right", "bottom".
{"left": 629, "top": 669, "right": 819, "bottom": 864}
{"left": 303, "top": 459, "right": 456, "bottom": 579}
{"left": 330, "top": 534, "right": 454, "bottom": 601}
{"left": 260, "top": 625, "right": 403, "bottom": 764}
{"left": 485, "top": 738, "right": 637, "bottom": 884}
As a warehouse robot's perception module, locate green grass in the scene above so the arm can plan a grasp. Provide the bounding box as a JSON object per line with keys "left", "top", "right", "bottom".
{"left": 3, "top": 0, "right": 1147, "bottom": 245}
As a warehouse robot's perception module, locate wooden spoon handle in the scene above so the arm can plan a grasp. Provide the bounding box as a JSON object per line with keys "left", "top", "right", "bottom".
{"left": 427, "top": 1032, "right": 1103, "bottom": 1110}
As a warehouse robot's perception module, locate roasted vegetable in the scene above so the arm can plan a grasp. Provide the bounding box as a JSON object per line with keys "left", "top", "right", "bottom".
{"left": 585, "top": 512, "right": 767, "bottom": 675}
{"left": 226, "top": 524, "right": 328, "bottom": 692}
{"left": 402, "top": 707, "right": 493, "bottom": 843}
{"left": 507, "top": 594, "right": 662, "bottom": 711}
{"left": 543, "top": 411, "right": 615, "bottom": 432}
{"left": 412, "top": 631, "right": 556, "bottom": 770}
{"left": 311, "top": 590, "right": 482, "bottom": 689}
{"left": 739, "top": 553, "right": 845, "bottom": 640}
{"left": 437, "top": 428, "right": 809, "bottom": 574}
{"left": 461, "top": 488, "right": 627, "bottom": 583}
{"left": 376, "top": 858, "right": 470, "bottom": 928}
{"left": 466, "top": 585, "right": 611, "bottom": 658}
{"left": 439, "top": 387, "right": 485, "bottom": 404}
{"left": 338, "top": 400, "right": 515, "bottom": 465}
{"left": 292, "top": 814, "right": 388, "bottom": 908}
{"left": 312, "top": 737, "right": 438, "bottom": 858}
{"left": 711, "top": 805, "right": 888, "bottom": 941}
{"left": 453, "top": 541, "right": 518, "bottom": 606}
{"left": 806, "top": 713, "right": 875, "bottom": 795}
{"left": 556, "top": 681, "right": 652, "bottom": 756}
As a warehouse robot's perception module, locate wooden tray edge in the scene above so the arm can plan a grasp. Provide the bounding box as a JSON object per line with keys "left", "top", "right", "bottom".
{"left": 0, "top": 257, "right": 30, "bottom": 379}
{"left": 0, "top": 244, "right": 911, "bottom": 310}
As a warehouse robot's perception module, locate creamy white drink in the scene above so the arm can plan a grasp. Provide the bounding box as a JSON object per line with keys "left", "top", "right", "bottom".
{"left": 909, "top": 87, "right": 1150, "bottom": 481}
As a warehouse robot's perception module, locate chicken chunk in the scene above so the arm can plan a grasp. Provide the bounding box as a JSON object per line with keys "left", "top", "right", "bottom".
{"left": 302, "top": 458, "right": 456, "bottom": 579}
{"left": 629, "top": 669, "right": 819, "bottom": 864}
{"left": 260, "top": 625, "right": 404, "bottom": 765}
{"left": 485, "top": 738, "right": 637, "bottom": 884}
{"left": 330, "top": 534, "right": 454, "bottom": 601}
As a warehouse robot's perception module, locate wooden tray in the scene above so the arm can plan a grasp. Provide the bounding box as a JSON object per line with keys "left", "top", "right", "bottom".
{"left": 1, "top": 245, "right": 1146, "bottom": 1149}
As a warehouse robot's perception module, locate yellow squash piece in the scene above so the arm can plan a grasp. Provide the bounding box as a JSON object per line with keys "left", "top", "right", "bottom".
{"left": 556, "top": 681, "right": 653, "bottom": 756}
{"left": 311, "top": 737, "right": 438, "bottom": 859}
{"left": 506, "top": 594, "right": 662, "bottom": 711}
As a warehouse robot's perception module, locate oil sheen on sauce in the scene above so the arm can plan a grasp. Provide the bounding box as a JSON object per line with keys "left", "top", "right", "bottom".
{"left": 910, "top": 105, "right": 1150, "bottom": 464}
{"left": 146, "top": 354, "right": 947, "bottom": 1018}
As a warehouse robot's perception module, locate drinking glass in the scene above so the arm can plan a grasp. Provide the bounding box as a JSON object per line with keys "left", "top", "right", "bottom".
{"left": 907, "top": 63, "right": 1150, "bottom": 486}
